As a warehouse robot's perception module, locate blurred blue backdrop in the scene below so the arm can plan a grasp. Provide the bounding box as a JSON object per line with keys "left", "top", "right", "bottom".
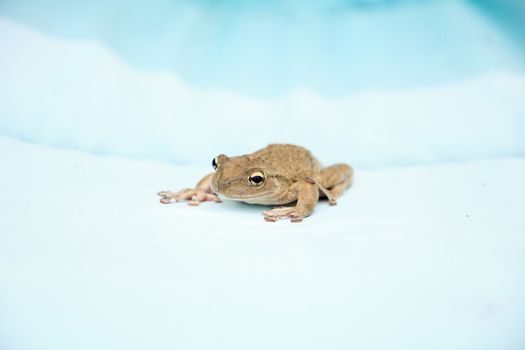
{"left": 0, "top": 0, "right": 524, "bottom": 166}
{"left": 2, "top": 0, "right": 525, "bottom": 96}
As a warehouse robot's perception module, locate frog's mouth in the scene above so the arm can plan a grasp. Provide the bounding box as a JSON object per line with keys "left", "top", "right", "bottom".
{"left": 217, "top": 192, "right": 275, "bottom": 201}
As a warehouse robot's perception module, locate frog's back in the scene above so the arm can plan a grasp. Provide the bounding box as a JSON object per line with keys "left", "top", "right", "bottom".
{"left": 250, "top": 144, "right": 321, "bottom": 179}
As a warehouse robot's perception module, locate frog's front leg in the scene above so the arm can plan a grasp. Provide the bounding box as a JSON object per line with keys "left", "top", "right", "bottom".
{"left": 158, "top": 173, "right": 221, "bottom": 206}
{"left": 262, "top": 179, "right": 319, "bottom": 223}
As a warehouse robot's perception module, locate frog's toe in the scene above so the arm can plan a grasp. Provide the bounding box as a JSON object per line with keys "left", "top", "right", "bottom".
{"left": 263, "top": 206, "right": 295, "bottom": 217}
{"left": 160, "top": 197, "right": 175, "bottom": 204}
{"left": 158, "top": 190, "right": 179, "bottom": 198}
{"left": 288, "top": 212, "right": 304, "bottom": 223}
{"left": 158, "top": 190, "right": 179, "bottom": 204}
{"left": 262, "top": 206, "right": 303, "bottom": 222}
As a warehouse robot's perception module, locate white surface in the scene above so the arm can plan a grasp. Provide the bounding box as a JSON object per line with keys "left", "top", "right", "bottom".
{"left": 1, "top": 136, "right": 524, "bottom": 350}
{"left": 1, "top": 17, "right": 525, "bottom": 167}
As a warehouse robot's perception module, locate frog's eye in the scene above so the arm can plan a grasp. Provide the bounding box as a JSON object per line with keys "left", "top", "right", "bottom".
{"left": 249, "top": 171, "right": 265, "bottom": 187}
{"left": 212, "top": 157, "right": 218, "bottom": 170}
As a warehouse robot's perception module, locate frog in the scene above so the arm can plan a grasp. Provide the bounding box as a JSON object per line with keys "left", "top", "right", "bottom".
{"left": 158, "top": 144, "right": 353, "bottom": 222}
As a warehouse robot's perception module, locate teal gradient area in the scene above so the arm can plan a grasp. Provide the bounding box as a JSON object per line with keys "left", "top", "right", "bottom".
{"left": 1, "top": 0, "right": 524, "bottom": 97}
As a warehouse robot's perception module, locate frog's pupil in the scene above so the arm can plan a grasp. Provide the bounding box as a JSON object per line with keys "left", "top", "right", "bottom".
{"left": 251, "top": 175, "right": 263, "bottom": 183}
{"left": 212, "top": 158, "right": 217, "bottom": 169}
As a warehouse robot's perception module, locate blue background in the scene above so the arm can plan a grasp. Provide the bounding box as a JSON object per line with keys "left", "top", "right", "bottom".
{"left": 1, "top": 0, "right": 524, "bottom": 166}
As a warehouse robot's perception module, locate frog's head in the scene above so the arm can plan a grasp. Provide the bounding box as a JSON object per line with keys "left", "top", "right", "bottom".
{"left": 210, "top": 154, "right": 286, "bottom": 204}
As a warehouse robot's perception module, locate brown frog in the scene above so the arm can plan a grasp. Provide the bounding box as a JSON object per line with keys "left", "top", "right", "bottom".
{"left": 158, "top": 144, "right": 353, "bottom": 222}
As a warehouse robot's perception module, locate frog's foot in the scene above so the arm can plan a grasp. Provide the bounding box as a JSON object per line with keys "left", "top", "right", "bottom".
{"left": 158, "top": 189, "right": 221, "bottom": 206}
{"left": 262, "top": 206, "right": 304, "bottom": 223}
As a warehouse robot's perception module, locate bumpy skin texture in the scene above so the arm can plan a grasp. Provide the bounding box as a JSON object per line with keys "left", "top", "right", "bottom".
{"left": 158, "top": 144, "right": 353, "bottom": 222}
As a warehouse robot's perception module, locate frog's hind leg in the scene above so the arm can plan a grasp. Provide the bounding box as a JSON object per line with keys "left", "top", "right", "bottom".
{"left": 315, "top": 164, "right": 353, "bottom": 205}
